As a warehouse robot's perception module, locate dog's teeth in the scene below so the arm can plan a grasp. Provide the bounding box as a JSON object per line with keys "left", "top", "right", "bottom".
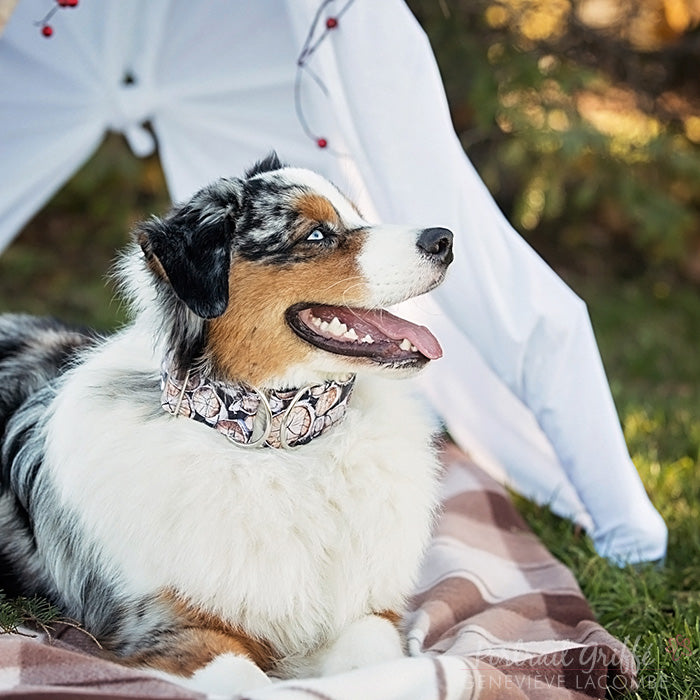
{"left": 362, "top": 334, "right": 374, "bottom": 344}
{"left": 343, "top": 328, "right": 359, "bottom": 341}
{"left": 399, "top": 339, "right": 412, "bottom": 351}
{"left": 410, "top": 344, "right": 418, "bottom": 352}
{"left": 328, "top": 317, "right": 347, "bottom": 337}
{"left": 320, "top": 321, "right": 329, "bottom": 332}
{"left": 312, "top": 316, "right": 323, "bottom": 327}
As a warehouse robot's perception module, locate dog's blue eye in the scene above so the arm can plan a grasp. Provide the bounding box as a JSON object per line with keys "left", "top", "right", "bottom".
{"left": 307, "top": 229, "right": 325, "bottom": 242}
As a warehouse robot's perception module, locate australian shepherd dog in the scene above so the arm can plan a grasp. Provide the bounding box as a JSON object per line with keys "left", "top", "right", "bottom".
{"left": 0, "top": 154, "right": 453, "bottom": 694}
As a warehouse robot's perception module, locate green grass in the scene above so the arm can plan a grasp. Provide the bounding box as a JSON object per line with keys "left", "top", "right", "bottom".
{"left": 516, "top": 275, "right": 700, "bottom": 699}
{"left": 0, "top": 135, "right": 169, "bottom": 330}
{"left": 0, "top": 137, "right": 698, "bottom": 698}
{"left": 0, "top": 591, "right": 62, "bottom": 636}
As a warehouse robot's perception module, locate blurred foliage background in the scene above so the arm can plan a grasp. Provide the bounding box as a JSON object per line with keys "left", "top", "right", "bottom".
{"left": 408, "top": 0, "right": 700, "bottom": 284}
{"left": 0, "top": 138, "right": 168, "bottom": 329}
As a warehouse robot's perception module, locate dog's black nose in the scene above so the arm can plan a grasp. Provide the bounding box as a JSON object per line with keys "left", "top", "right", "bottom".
{"left": 417, "top": 227, "right": 454, "bottom": 265}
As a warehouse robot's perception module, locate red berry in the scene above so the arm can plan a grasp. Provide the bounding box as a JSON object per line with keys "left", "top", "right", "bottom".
{"left": 326, "top": 17, "right": 338, "bottom": 29}
{"left": 57, "top": 0, "right": 78, "bottom": 5}
{"left": 41, "top": 25, "right": 53, "bottom": 37}
{"left": 317, "top": 138, "right": 328, "bottom": 148}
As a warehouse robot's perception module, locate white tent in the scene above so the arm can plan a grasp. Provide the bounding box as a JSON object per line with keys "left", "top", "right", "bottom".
{"left": 0, "top": 0, "right": 666, "bottom": 565}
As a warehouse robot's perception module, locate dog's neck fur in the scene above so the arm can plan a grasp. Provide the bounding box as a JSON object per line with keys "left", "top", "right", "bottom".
{"left": 160, "top": 359, "right": 356, "bottom": 449}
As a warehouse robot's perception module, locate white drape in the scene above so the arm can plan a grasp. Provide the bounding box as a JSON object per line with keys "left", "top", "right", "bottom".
{"left": 0, "top": 0, "right": 666, "bottom": 563}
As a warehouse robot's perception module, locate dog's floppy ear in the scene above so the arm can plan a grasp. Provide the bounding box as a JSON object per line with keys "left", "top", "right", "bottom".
{"left": 137, "top": 180, "right": 242, "bottom": 319}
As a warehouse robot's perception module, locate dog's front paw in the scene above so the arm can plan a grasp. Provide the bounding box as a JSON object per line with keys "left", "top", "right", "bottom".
{"left": 318, "top": 615, "right": 404, "bottom": 676}
{"left": 157, "top": 653, "right": 272, "bottom": 698}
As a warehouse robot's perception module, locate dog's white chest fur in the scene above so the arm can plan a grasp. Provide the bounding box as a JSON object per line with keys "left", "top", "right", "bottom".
{"left": 44, "top": 331, "right": 440, "bottom": 655}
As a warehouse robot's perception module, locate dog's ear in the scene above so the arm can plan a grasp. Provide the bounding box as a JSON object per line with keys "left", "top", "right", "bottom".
{"left": 245, "top": 151, "right": 285, "bottom": 178}
{"left": 137, "top": 180, "right": 242, "bottom": 319}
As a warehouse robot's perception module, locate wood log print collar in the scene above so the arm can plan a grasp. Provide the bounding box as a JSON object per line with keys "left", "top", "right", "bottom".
{"left": 160, "top": 361, "right": 356, "bottom": 449}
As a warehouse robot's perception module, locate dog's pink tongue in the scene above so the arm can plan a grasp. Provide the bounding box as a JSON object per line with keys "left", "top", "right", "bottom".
{"left": 357, "top": 309, "right": 443, "bottom": 360}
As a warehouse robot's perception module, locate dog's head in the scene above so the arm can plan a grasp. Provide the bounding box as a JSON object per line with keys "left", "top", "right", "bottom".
{"left": 133, "top": 154, "right": 453, "bottom": 387}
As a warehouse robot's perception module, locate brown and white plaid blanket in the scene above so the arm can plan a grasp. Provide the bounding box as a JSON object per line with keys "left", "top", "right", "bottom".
{"left": 0, "top": 444, "right": 636, "bottom": 700}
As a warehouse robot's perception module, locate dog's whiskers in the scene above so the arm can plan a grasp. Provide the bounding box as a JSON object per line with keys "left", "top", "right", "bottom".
{"left": 320, "top": 275, "right": 364, "bottom": 295}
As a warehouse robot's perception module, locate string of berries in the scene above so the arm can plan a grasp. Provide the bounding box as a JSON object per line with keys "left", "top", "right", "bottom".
{"left": 37, "top": 0, "right": 79, "bottom": 39}
{"left": 295, "top": 0, "right": 355, "bottom": 151}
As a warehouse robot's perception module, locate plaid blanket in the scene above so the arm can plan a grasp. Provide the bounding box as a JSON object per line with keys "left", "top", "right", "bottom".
{"left": 0, "top": 444, "right": 636, "bottom": 700}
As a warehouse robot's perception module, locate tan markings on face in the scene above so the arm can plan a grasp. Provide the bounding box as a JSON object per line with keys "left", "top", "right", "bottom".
{"left": 208, "top": 233, "right": 368, "bottom": 386}
{"left": 294, "top": 192, "right": 340, "bottom": 227}
{"left": 118, "top": 592, "right": 275, "bottom": 675}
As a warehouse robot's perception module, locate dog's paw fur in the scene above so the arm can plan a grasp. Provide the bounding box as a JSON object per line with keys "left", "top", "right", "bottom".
{"left": 152, "top": 653, "right": 271, "bottom": 698}
{"left": 317, "top": 615, "right": 404, "bottom": 676}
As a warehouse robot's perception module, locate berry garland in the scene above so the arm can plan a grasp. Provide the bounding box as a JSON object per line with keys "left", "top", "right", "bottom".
{"left": 36, "top": 0, "right": 79, "bottom": 38}
{"left": 295, "top": 0, "right": 357, "bottom": 150}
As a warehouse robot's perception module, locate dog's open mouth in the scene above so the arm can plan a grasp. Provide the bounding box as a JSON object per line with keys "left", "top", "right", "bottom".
{"left": 286, "top": 303, "right": 442, "bottom": 364}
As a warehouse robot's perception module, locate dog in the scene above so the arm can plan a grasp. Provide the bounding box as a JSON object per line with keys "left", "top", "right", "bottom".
{"left": 0, "top": 154, "right": 453, "bottom": 694}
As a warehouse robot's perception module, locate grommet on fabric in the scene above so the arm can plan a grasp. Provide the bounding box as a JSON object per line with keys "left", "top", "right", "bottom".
{"left": 107, "top": 82, "right": 158, "bottom": 157}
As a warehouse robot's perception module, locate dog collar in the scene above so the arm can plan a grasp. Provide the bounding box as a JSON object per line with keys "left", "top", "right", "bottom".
{"left": 160, "top": 362, "right": 355, "bottom": 449}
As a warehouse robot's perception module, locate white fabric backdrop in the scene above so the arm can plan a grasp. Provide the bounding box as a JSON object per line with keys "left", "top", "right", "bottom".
{"left": 0, "top": 0, "right": 666, "bottom": 564}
